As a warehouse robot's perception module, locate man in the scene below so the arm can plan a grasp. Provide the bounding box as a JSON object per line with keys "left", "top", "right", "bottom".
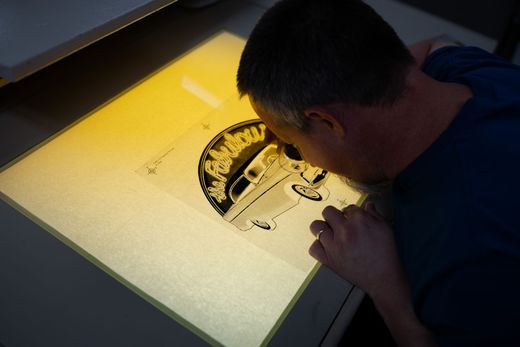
{"left": 237, "top": 0, "right": 520, "bottom": 346}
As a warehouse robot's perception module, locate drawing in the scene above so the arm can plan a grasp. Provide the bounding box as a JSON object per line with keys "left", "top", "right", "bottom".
{"left": 199, "top": 120, "right": 329, "bottom": 231}
{"left": 135, "top": 109, "right": 360, "bottom": 272}
{"left": 337, "top": 198, "right": 349, "bottom": 207}
{"left": 141, "top": 146, "right": 176, "bottom": 177}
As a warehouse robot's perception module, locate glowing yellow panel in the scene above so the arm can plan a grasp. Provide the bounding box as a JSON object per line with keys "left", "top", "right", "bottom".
{"left": 0, "top": 32, "right": 362, "bottom": 346}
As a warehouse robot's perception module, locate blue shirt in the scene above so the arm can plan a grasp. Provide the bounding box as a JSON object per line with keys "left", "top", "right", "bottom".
{"left": 393, "top": 46, "right": 520, "bottom": 346}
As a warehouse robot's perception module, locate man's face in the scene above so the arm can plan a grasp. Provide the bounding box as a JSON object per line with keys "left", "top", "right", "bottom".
{"left": 250, "top": 99, "right": 387, "bottom": 185}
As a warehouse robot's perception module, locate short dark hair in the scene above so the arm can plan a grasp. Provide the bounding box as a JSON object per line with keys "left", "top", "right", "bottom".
{"left": 237, "top": 0, "right": 415, "bottom": 129}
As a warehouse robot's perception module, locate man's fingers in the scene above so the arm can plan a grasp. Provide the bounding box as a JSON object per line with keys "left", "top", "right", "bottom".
{"left": 343, "top": 203, "right": 383, "bottom": 221}
{"left": 342, "top": 204, "right": 360, "bottom": 219}
{"left": 322, "top": 205, "right": 346, "bottom": 229}
{"left": 308, "top": 240, "right": 328, "bottom": 264}
{"left": 309, "top": 219, "right": 327, "bottom": 235}
{"left": 309, "top": 220, "right": 334, "bottom": 247}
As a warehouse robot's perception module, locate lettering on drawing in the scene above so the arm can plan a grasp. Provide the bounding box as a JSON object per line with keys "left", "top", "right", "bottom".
{"left": 203, "top": 123, "right": 266, "bottom": 203}
{"left": 199, "top": 119, "right": 330, "bottom": 231}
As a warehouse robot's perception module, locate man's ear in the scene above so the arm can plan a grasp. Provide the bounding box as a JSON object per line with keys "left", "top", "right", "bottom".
{"left": 303, "top": 105, "right": 346, "bottom": 137}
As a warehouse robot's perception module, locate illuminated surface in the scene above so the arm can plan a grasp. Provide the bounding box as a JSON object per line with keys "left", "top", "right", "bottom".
{"left": 0, "top": 32, "right": 361, "bottom": 346}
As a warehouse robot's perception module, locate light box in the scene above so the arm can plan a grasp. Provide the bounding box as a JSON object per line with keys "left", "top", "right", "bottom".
{"left": 0, "top": 32, "right": 362, "bottom": 346}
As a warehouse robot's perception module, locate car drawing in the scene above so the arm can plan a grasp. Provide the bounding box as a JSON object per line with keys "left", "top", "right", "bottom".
{"left": 223, "top": 143, "right": 329, "bottom": 231}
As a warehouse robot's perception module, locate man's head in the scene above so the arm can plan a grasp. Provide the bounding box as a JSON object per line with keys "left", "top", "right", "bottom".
{"left": 237, "top": 0, "right": 415, "bottom": 184}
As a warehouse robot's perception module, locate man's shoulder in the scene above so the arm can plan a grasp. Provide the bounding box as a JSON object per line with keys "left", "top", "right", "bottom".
{"left": 422, "top": 46, "right": 520, "bottom": 85}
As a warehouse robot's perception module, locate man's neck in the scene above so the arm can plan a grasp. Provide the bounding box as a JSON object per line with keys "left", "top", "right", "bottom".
{"left": 381, "top": 69, "right": 473, "bottom": 180}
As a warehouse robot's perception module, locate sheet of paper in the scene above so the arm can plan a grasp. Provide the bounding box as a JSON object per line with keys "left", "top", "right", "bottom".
{"left": 0, "top": 32, "right": 362, "bottom": 346}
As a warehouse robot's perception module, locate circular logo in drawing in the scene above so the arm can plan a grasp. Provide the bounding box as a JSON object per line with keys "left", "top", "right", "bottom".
{"left": 199, "top": 119, "right": 269, "bottom": 215}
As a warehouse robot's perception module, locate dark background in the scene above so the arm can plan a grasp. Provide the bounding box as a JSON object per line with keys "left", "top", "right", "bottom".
{"left": 400, "top": 0, "right": 515, "bottom": 39}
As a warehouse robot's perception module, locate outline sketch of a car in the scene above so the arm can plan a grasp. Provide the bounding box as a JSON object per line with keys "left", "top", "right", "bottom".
{"left": 223, "top": 144, "right": 329, "bottom": 230}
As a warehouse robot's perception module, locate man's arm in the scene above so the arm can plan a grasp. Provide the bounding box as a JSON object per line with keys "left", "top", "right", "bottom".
{"left": 371, "top": 278, "right": 435, "bottom": 347}
{"left": 309, "top": 204, "right": 436, "bottom": 347}
{"left": 409, "top": 38, "right": 462, "bottom": 66}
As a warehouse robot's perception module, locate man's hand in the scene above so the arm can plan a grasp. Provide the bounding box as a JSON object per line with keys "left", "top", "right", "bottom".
{"left": 309, "top": 203, "right": 403, "bottom": 299}
{"left": 309, "top": 203, "right": 437, "bottom": 347}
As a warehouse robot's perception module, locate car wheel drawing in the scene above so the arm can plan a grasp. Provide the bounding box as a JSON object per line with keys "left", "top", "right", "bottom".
{"left": 291, "top": 184, "right": 323, "bottom": 201}
{"left": 250, "top": 219, "right": 273, "bottom": 230}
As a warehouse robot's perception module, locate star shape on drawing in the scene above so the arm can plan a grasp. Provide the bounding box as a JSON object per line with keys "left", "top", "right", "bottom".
{"left": 202, "top": 123, "right": 211, "bottom": 130}
{"left": 147, "top": 166, "right": 158, "bottom": 175}
{"left": 337, "top": 198, "right": 349, "bottom": 207}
